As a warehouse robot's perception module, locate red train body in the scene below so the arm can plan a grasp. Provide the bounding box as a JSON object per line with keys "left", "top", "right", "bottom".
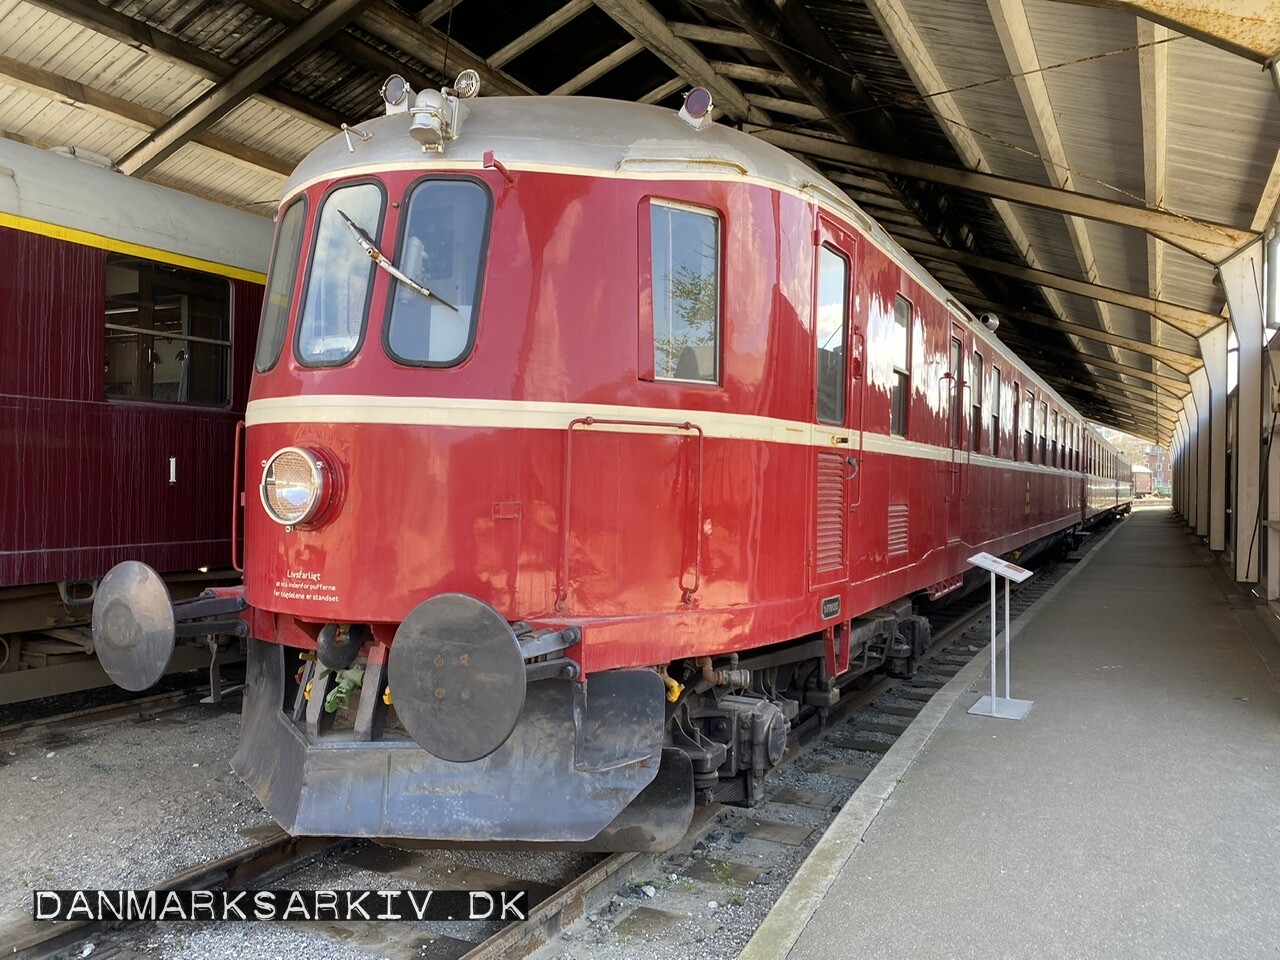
{"left": 95, "top": 83, "right": 1132, "bottom": 847}
{"left": 0, "top": 140, "right": 269, "bottom": 701}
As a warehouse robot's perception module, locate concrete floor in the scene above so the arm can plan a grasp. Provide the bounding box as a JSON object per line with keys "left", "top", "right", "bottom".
{"left": 743, "top": 506, "right": 1280, "bottom": 960}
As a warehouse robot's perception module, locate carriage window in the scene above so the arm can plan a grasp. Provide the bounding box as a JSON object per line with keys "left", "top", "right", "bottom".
{"left": 891, "top": 295, "right": 911, "bottom": 436}
{"left": 991, "top": 367, "right": 1001, "bottom": 457}
{"left": 971, "top": 351, "right": 983, "bottom": 452}
{"left": 1039, "top": 401, "right": 1049, "bottom": 463}
{"left": 816, "top": 245, "right": 848, "bottom": 424}
{"left": 652, "top": 202, "right": 720, "bottom": 383}
{"left": 296, "top": 182, "right": 384, "bottom": 366}
{"left": 104, "top": 254, "right": 231, "bottom": 405}
{"left": 255, "top": 199, "right": 306, "bottom": 373}
{"left": 386, "top": 179, "right": 491, "bottom": 366}
{"left": 1023, "top": 390, "right": 1035, "bottom": 462}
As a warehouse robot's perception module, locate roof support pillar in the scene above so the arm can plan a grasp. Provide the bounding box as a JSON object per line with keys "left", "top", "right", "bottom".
{"left": 1175, "top": 409, "right": 1189, "bottom": 518}
{"left": 1189, "top": 369, "right": 1210, "bottom": 537}
{"left": 1171, "top": 420, "right": 1182, "bottom": 516}
{"left": 1199, "top": 324, "right": 1229, "bottom": 552}
{"left": 1220, "top": 240, "right": 1266, "bottom": 583}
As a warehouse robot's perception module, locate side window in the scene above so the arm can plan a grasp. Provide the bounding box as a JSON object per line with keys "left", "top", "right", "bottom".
{"left": 1022, "top": 390, "right": 1035, "bottom": 461}
{"left": 1039, "top": 400, "right": 1048, "bottom": 464}
{"left": 1051, "top": 410, "right": 1059, "bottom": 466}
{"left": 255, "top": 199, "right": 307, "bottom": 373}
{"left": 296, "top": 181, "right": 384, "bottom": 366}
{"left": 970, "top": 351, "right": 983, "bottom": 452}
{"left": 991, "top": 367, "right": 1001, "bottom": 457}
{"left": 651, "top": 201, "right": 720, "bottom": 383}
{"left": 815, "top": 245, "right": 848, "bottom": 424}
{"left": 105, "top": 254, "right": 231, "bottom": 405}
{"left": 891, "top": 295, "right": 911, "bottom": 436}
{"left": 385, "top": 178, "right": 492, "bottom": 366}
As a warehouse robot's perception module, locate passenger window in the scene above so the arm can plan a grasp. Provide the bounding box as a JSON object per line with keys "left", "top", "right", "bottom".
{"left": 651, "top": 201, "right": 720, "bottom": 383}
{"left": 815, "top": 245, "right": 848, "bottom": 425}
{"left": 386, "top": 179, "right": 491, "bottom": 366}
{"left": 1022, "top": 390, "right": 1034, "bottom": 461}
{"left": 296, "top": 182, "right": 384, "bottom": 366}
{"left": 1039, "top": 401, "right": 1048, "bottom": 463}
{"left": 990, "top": 367, "right": 1001, "bottom": 457}
{"left": 891, "top": 295, "right": 911, "bottom": 436}
{"left": 255, "top": 199, "right": 306, "bottom": 373}
{"left": 971, "top": 351, "right": 983, "bottom": 452}
{"left": 104, "top": 254, "right": 231, "bottom": 405}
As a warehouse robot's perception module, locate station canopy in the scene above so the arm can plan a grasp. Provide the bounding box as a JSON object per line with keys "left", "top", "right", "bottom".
{"left": 2, "top": 0, "right": 1277, "bottom": 445}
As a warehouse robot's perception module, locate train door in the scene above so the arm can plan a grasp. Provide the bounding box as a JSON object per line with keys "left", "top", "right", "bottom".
{"left": 809, "top": 222, "right": 856, "bottom": 591}
{"left": 947, "top": 326, "right": 968, "bottom": 558}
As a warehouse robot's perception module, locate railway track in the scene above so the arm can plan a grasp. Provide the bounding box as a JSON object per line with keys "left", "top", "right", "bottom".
{"left": 6, "top": 539, "right": 1101, "bottom": 960}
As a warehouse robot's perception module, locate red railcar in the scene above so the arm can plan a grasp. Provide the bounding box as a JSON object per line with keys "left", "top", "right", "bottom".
{"left": 0, "top": 139, "right": 269, "bottom": 702}
{"left": 96, "top": 80, "right": 1130, "bottom": 848}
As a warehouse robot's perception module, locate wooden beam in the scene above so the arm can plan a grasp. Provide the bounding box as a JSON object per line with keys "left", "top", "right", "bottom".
{"left": 669, "top": 22, "right": 763, "bottom": 50}
{"left": 744, "top": 94, "right": 825, "bottom": 121}
{"left": 899, "top": 236, "right": 1225, "bottom": 338}
{"left": 23, "top": 0, "right": 346, "bottom": 129}
{"left": 1003, "top": 330, "right": 1192, "bottom": 393}
{"left": 1044, "top": 0, "right": 1276, "bottom": 63}
{"left": 117, "top": 0, "right": 376, "bottom": 177}
{"left": 592, "top": 1, "right": 767, "bottom": 123}
{"left": 0, "top": 54, "right": 294, "bottom": 176}
{"left": 965, "top": 297, "right": 1201, "bottom": 370}
{"left": 356, "top": 3, "right": 533, "bottom": 96}
{"left": 550, "top": 38, "right": 644, "bottom": 96}
{"left": 711, "top": 60, "right": 798, "bottom": 91}
{"left": 753, "top": 128, "right": 1257, "bottom": 263}
{"left": 488, "top": 0, "right": 593, "bottom": 68}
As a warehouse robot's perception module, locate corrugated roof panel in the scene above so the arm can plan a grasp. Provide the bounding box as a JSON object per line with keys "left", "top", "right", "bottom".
{"left": 1166, "top": 38, "right": 1280, "bottom": 228}
{"left": 0, "top": 85, "right": 143, "bottom": 158}
{"left": 150, "top": 142, "right": 282, "bottom": 214}
{"left": 1025, "top": 1, "right": 1146, "bottom": 201}
{"left": 211, "top": 98, "right": 331, "bottom": 165}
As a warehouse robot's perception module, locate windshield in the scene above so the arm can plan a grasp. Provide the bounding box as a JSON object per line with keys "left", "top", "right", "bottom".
{"left": 384, "top": 179, "right": 490, "bottom": 366}
{"left": 296, "top": 182, "right": 384, "bottom": 366}
{"left": 255, "top": 198, "right": 306, "bottom": 373}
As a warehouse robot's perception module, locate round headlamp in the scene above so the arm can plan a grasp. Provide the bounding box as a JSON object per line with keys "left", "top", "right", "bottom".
{"left": 261, "top": 447, "right": 328, "bottom": 527}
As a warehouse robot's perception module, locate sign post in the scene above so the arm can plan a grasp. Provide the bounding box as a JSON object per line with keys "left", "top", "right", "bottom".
{"left": 965, "top": 552, "right": 1034, "bottom": 721}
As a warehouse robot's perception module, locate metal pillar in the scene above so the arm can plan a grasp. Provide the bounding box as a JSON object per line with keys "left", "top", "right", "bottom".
{"left": 1178, "top": 407, "right": 1191, "bottom": 519}
{"left": 1187, "top": 374, "right": 1210, "bottom": 535}
{"left": 1220, "top": 240, "right": 1265, "bottom": 581}
{"left": 1200, "top": 324, "right": 1229, "bottom": 551}
{"left": 1173, "top": 418, "right": 1185, "bottom": 515}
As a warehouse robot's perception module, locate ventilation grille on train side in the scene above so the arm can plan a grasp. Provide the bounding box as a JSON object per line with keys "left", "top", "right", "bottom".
{"left": 888, "top": 503, "right": 909, "bottom": 557}
{"left": 815, "top": 452, "right": 846, "bottom": 573}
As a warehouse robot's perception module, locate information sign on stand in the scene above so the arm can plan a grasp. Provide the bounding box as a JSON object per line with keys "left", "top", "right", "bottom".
{"left": 965, "top": 552, "right": 1035, "bottom": 721}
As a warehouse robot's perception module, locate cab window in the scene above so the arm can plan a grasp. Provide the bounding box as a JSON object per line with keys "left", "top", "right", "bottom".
{"left": 385, "top": 178, "right": 491, "bottom": 366}
{"left": 255, "top": 198, "right": 306, "bottom": 373}
{"left": 296, "top": 182, "right": 384, "bottom": 366}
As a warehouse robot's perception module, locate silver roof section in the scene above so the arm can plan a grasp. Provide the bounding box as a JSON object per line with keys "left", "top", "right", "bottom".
{"left": 0, "top": 137, "right": 271, "bottom": 275}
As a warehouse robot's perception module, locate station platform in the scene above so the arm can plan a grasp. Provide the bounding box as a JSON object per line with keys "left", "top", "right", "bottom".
{"left": 742, "top": 506, "right": 1280, "bottom": 960}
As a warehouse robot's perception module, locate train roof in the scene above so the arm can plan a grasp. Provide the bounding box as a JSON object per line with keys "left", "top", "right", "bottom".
{"left": 0, "top": 138, "right": 270, "bottom": 282}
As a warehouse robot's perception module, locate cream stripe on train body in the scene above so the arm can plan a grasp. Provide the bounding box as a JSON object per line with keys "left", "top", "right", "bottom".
{"left": 246, "top": 394, "right": 1080, "bottom": 478}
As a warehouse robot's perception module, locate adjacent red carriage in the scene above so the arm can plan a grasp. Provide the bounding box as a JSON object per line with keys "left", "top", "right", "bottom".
{"left": 0, "top": 140, "right": 269, "bottom": 702}
{"left": 94, "top": 77, "right": 1131, "bottom": 848}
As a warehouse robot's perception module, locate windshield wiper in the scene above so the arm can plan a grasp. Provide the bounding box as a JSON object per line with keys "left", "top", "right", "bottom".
{"left": 338, "top": 211, "right": 458, "bottom": 312}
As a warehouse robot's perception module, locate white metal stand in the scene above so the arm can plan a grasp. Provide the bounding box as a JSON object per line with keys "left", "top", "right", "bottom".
{"left": 965, "top": 554, "right": 1034, "bottom": 721}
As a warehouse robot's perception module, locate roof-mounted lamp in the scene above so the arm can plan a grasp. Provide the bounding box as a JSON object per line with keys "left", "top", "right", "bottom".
{"left": 678, "top": 87, "right": 715, "bottom": 131}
